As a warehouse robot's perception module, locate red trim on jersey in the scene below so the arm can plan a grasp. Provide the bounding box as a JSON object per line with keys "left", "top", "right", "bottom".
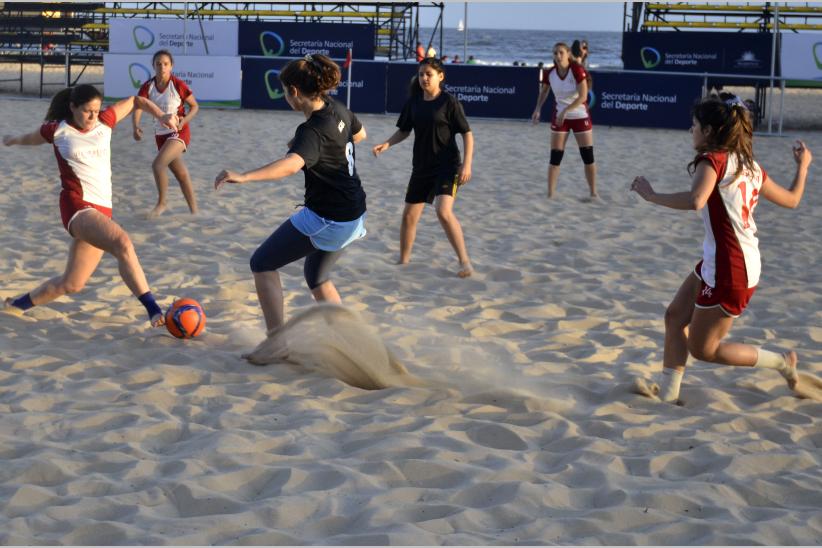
{"left": 540, "top": 62, "right": 588, "bottom": 85}
{"left": 698, "top": 151, "right": 750, "bottom": 289}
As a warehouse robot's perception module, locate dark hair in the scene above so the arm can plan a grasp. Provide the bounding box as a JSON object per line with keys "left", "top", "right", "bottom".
{"left": 152, "top": 49, "right": 174, "bottom": 65}
{"left": 279, "top": 53, "right": 341, "bottom": 99}
{"left": 45, "top": 84, "right": 103, "bottom": 121}
{"left": 408, "top": 56, "right": 445, "bottom": 97}
{"left": 571, "top": 40, "right": 583, "bottom": 59}
{"left": 688, "top": 93, "right": 754, "bottom": 179}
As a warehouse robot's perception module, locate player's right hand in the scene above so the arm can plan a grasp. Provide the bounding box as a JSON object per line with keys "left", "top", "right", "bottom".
{"left": 133, "top": 127, "right": 143, "bottom": 141}
{"left": 372, "top": 143, "right": 389, "bottom": 156}
{"left": 531, "top": 111, "right": 540, "bottom": 124}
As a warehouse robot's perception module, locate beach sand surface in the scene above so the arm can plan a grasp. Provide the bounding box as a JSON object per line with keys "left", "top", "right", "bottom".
{"left": 1, "top": 95, "right": 821, "bottom": 544}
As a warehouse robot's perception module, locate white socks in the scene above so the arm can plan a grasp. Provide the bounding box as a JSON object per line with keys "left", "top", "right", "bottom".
{"left": 658, "top": 368, "right": 684, "bottom": 402}
{"left": 755, "top": 347, "right": 788, "bottom": 372}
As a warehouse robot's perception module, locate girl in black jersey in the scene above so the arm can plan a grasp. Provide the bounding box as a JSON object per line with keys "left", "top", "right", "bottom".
{"left": 215, "top": 54, "right": 367, "bottom": 353}
{"left": 373, "top": 57, "right": 475, "bottom": 278}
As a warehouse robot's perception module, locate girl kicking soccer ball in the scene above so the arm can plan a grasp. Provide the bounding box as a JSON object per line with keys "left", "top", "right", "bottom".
{"left": 631, "top": 94, "right": 813, "bottom": 403}
{"left": 372, "top": 57, "right": 475, "bottom": 278}
{"left": 214, "top": 54, "right": 367, "bottom": 359}
{"left": 132, "top": 49, "right": 200, "bottom": 218}
{"left": 3, "top": 85, "right": 176, "bottom": 326}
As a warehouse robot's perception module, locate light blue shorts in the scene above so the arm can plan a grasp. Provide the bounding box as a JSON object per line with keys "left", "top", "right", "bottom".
{"left": 289, "top": 207, "right": 367, "bottom": 252}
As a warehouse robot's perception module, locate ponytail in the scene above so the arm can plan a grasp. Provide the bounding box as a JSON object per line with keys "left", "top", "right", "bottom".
{"left": 45, "top": 84, "right": 103, "bottom": 122}
{"left": 279, "top": 53, "right": 341, "bottom": 99}
{"left": 688, "top": 94, "right": 754, "bottom": 179}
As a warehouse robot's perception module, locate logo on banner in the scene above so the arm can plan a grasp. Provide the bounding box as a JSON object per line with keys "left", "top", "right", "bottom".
{"left": 733, "top": 51, "right": 762, "bottom": 70}
{"left": 264, "top": 69, "right": 285, "bottom": 100}
{"left": 128, "top": 63, "right": 152, "bottom": 89}
{"left": 132, "top": 25, "right": 155, "bottom": 50}
{"left": 814, "top": 42, "right": 822, "bottom": 70}
{"left": 640, "top": 47, "right": 662, "bottom": 69}
{"left": 260, "top": 31, "right": 285, "bottom": 57}
{"left": 588, "top": 90, "right": 596, "bottom": 108}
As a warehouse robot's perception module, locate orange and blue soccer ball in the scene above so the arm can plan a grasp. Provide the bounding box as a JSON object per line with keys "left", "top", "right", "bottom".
{"left": 165, "top": 298, "right": 206, "bottom": 339}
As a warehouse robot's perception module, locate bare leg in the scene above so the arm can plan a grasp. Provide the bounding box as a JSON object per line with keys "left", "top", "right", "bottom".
{"left": 399, "top": 202, "right": 425, "bottom": 264}
{"left": 70, "top": 211, "right": 162, "bottom": 326}
{"left": 688, "top": 307, "right": 756, "bottom": 366}
{"left": 548, "top": 131, "right": 570, "bottom": 198}
{"left": 253, "top": 270, "right": 284, "bottom": 333}
{"left": 434, "top": 195, "right": 472, "bottom": 277}
{"left": 573, "top": 130, "right": 598, "bottom": 198}
{"left": 663, "top": 272, "right": 702, "bottom": 374}
{"left": 148, "top": 139, "right": 187, "bottom": 218}
{"left": 168, "top": 155, "right": 198, "bottom": 214}
{"left": 311, "top": 280, "right": 341, "bottom": 304}
{"left": 25, "top": 237, "right": 104, "bottom": 306}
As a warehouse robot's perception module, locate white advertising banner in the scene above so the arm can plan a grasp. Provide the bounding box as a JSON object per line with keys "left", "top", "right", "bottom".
{"left": 109, "top": 18, "right": 238, "bottom": 56}
{"left": 103, "top": 54, "right": 241, "bottom": 108}
{"left": 781, "top": 34, "right": 822, "bottom": 81}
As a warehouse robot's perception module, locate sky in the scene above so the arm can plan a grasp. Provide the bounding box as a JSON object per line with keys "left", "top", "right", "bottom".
{"left": 417, "top": 2, "right": 626, "bottom": 32}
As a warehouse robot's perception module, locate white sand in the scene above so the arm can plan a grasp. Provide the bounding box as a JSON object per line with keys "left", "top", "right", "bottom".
{"left": 1, "top": 95, "right": 821, "bottom": 544}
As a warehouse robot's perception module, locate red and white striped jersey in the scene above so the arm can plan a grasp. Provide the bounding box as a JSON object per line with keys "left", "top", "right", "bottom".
{"left": 40, "top": 108, "right": 118, "bottom": 208}
{"left": 697, "top": 151, "right": 768, "bottom": 289}
{"left": 137, "top": 75, "right": 192, "bottom": 136}
{"left": 540, "top": 62, "right": 589, "bottom": 120}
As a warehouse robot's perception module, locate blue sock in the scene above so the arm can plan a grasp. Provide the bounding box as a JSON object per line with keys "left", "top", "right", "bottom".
{"left": 10, "top": 293, "right": 34, "bottom": 311}
{"left": 138, "top": 291, "right": 163, "bottom": 320}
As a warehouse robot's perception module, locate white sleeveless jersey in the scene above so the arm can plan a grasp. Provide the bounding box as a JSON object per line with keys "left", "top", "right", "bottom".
{"left": 698, "top": 151, "right": 767, "bottom": 289}
{"left": 540, "top": 62, "right": 589, "bottom": 119}
{"left": 137, "top": 75, "right": 192, "bottom": 135}
{"left": 40, "top": 109, "right": 117, "bottom": 208}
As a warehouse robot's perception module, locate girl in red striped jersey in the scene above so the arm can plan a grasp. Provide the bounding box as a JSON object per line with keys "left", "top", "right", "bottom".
{"left": 631, "top": 94, "right": 813, "bottom": 404}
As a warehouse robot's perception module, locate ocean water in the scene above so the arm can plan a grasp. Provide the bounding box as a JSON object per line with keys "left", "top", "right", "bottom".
{"left": 418, "top": 27, "right": 624, "bottom": 69}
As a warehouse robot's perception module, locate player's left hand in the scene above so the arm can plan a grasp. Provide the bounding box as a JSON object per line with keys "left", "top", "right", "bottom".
{"left": 458, "top": 163, "right": 472, "bottom": 185}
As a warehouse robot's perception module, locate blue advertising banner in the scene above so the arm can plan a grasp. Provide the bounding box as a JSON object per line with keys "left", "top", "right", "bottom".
{"left": 241, "top": 57, "right": 386, "bottom": 113}
{"left": 386, "top": 63, "right": 541, "bottom": 119}
{"left": 622, "top": 32, "right": 772, "bottom": 75}
{"left": 238, "top": 22, "right": 375, "bottom": 59}
{"left": 386, "top": 63, "right": 700, "bottom": 129}
{"left": 588, "top": 71, "right": 703, "bottom": 129}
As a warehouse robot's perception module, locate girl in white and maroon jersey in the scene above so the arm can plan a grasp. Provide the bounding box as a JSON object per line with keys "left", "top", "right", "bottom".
{"left": 132, "top": 49, "right": 199, "bottom": 218}
{"left": 531, "top": 42, "right": 597, "bottom": 200}
{"left": 2, "top": 84, "right": 178, "bottom": 326}
{"left": 631, "top": 94, "right": 813, "bottom": 403}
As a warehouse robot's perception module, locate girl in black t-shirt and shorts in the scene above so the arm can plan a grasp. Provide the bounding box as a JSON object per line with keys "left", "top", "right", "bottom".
{"left": 215, "top": 54, "right": 367, "bottom": 354}
{"left": 373, "top": 57, "right": 475, "bottom": 278}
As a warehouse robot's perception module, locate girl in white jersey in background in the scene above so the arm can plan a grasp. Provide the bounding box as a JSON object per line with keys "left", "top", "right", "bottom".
{"left": 3, "top": 84, "right": 178, "bottom": 326}
{"left": 631, "top": 94, "right": 813, "bottom": 404}
{"left": 133, "top": 49, "right": 199, "bottom": 218}
{"left": 531, "top": 42, "right": 597, "bottom": 200}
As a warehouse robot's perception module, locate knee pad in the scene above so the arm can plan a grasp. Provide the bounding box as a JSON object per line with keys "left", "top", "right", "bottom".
{"left": 579, "top": 146, "right": 595, "bottom": 165}
{"left": 549, "top": 149, "right": 564, "bottom": 166}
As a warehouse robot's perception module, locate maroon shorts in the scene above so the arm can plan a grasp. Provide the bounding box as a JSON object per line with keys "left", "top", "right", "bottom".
{"left": 60, "top": 191, "right": 112, "bottom": 234}
{"left": 551, "top": 113, "right": 592, "bottom": 133}
{"left": 693, "top": 261, "right": 756, "bottom": 318}
{"left": 154, "top": 124, "right": 191, "bottom": 150}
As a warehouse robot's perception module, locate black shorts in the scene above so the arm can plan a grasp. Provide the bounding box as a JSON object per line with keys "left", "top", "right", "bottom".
{"left": 405, "top": 172, "right": 461, "bottom": 204}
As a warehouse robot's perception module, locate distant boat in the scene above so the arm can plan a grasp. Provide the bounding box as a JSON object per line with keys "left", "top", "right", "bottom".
{"left": 457, "top": 19, "right": 465, "bottom": 32}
